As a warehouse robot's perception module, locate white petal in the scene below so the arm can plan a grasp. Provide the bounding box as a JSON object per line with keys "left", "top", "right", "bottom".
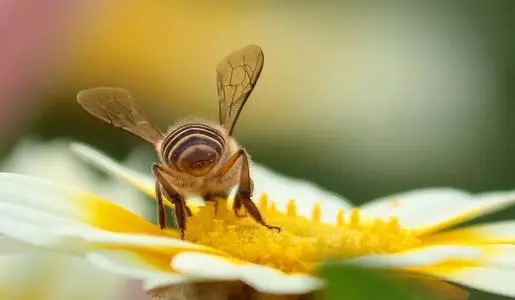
{"left": 87, "top": 251, "right": 189, "bottom": 282}
{"left": 408, "top": 244, "right": 515, "bottom": 298}
{"left": 427, "top": 267, "right": 515, "bottom": 298}
{"left": 0, "top": 210, "right": 78, "bottom": 248}
{"left": 172, "top": 252, "right": 323, "bottom": 294}
{"left": 360, "top": 188, "right": 515, "bottom": 232}
{"left": 238, "top": 265, "right": 324, "bottom": 294}
{"left": 68, "top": 228, "right": 217, "bottom": 253}
{"left": 251, "top": 163, "right": 352, "bottom": 222}
{"left": 0, "top": 173, "right": 212, "bottom": 255}
{"left": 0, "top": 206, "right": 214, "bottom": 261}
{"left": 0, "top": 172, "right": 84, "bottom": 217}
{"left": 69, "top": 143, "right": 155, "bottom": 196}
{"left": 413, "top": 190, "right": 515, "bottom": 232}
{"left": 171, "top": 252, "right": 239, "bottom": 280}
{"left": 425, "top": 221, "right": 515, "bottom": 245}
{"left": 360, "top": 188, "right": 473, "bottom": 221}
{"left": 343, "top": 245, "right": 481, "bottom": 269}
{"left": 0, "top": 173, "right": 94, "bottom": 249}
{"left": 476, "top": 244, "right": 515, "bottom": 268}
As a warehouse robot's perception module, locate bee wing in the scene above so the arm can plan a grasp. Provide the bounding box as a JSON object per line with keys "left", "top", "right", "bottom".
{"left": 216, "top": 45, "right": 264, "bottom": 136}
{"left": 77, "top": 87, "right": 164, "bottom": 144}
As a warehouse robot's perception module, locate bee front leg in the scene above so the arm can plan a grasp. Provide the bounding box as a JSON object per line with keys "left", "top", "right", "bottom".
{"left": 216, "top": 149, "right": 245, "bottom": 217}
{"left": 154, "top": 180, "right": 167, "bottom": 230}
{"left": 152, "top": 163, "right": 189, "bottom": 239}
{"left": 218, "top": 149, "right": 281, "bottom": 232}
{"left": 152, "top": 163, "right": 192, "bottom": 217}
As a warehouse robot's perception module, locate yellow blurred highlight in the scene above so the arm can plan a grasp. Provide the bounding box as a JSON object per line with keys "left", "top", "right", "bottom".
{"left": 67, "top": 3, "right": 257, "bottom": 101}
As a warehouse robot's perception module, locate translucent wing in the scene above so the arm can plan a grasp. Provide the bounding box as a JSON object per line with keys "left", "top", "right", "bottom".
{"left": 216, "top": 45, "right": 264, "bottom": 135}
{"left": 77, "top": 87, "right": 164, "bottom": 144}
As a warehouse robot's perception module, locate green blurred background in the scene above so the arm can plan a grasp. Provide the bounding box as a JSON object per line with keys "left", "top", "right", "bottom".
{"left": 1, "top": 1, "right": 514, "bottom": 299}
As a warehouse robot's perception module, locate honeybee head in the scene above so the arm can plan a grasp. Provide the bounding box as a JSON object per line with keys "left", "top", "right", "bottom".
{"left": 162, "top": 123, "right": 226, "bottom": 177}
{"left": 177, "top": 144, "right": 219, "bottom": 177}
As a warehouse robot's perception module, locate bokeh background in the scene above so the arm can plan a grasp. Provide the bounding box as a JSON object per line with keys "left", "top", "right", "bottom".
{"left": 1, "top": 1, "right": 514, "bottom": 299}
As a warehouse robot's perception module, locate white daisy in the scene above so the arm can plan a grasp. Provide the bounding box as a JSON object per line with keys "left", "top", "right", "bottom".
{"left": 0, "top": 139, "right": 150, "bottom": 300}
{"left": 1, "top": 142, "right": 515, "bottom": 300}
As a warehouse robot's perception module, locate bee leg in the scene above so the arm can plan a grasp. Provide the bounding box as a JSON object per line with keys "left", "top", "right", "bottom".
{"left": 152, "top": 163, "right": 188, "bottom": 239}
{"left": 212, "top": 196, "right": 219, "bottom": 215}
{"left": 203, "top": 194, "right": 218, "bottom": 215}
{"left": 232, "top": 197, "right": 246, "bottom": 218}
{"left": 165, "top": 189, "right": 188, "bottom": 240}
{"left": 152, "top": 163, "right": 192, "bottom": 216}
{"left": 204, "top": 192, "right": 229, "bottom": 216}
{"left": 216, "top": 149, "right": 245, "bottom": 217}
{"left": 156, "top": 182, "right": 192, "bottom": 221}
{"left": 154, "top": 180, "right": 167, "bottom": 229}
{"left": 184, "top": 205, "right": 192, "bottom": 217}
{"left": 219, "top": 149, "right": 280, "bottom": 232}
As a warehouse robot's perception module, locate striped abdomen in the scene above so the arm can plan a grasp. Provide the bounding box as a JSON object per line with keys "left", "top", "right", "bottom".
{"left": 161, "top": 123, "right": 225, "bottom": 177}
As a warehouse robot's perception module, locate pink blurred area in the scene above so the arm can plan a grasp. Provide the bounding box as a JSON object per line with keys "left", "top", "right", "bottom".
{"left": 0, "top": 1, "right": 94, "bottom": 138}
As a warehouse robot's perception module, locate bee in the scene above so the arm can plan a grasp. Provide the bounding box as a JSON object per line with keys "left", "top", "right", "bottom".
{"left": 76, "top": 45, "right": 280, "bottom": 239}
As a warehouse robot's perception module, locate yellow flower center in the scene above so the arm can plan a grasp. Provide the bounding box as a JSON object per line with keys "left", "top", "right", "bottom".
{"left": 183, "top": 194, "right": 421, "bottom": 274}
{"left": 84, "top": 191, "right": 422, "bottom": 276}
